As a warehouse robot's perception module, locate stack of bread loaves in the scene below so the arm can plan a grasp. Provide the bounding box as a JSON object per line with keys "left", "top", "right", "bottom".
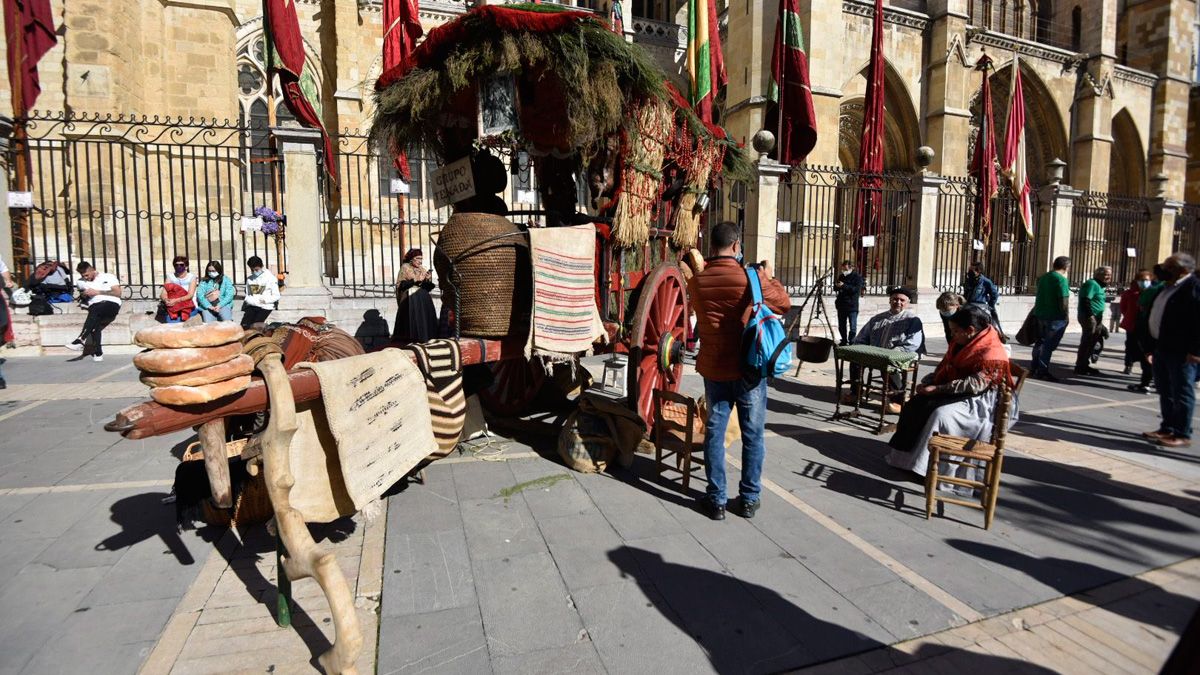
{"left": 133, "top": 322, "right": 254, "bottom": 406}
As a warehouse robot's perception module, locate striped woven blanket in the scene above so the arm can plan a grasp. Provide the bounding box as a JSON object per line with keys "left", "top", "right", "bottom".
{"left": 402, "top": 340, "right": 466, "bottom": 461}
{"left": 526, "top": 225, "right": 605, "bottom": 358}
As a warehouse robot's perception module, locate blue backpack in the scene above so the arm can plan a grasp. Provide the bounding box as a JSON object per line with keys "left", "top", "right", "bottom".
{"left": 741, "top": 267, "right": 793, "bottom": 378}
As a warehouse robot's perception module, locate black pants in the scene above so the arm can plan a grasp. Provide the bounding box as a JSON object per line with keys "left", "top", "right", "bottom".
{"left": 1075, "top": 314, "right": 1102, "bottom": 368}
{"left": 79, "top": 302, "right": 120, "bottom": 356}
{"left": 836, "top": 308, "right": 858, "bottom": 345}
{"left": 240, "top": 305, "right": 273, "bottom": 329}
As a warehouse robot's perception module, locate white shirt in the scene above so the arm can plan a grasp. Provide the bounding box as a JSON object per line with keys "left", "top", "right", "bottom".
{"left": 245, "top": 268, "right": 280, "bottom": 309}
{"left": 0, "top": 258, "right": 8, "bottom": 275}
{"left": 79, "top": 272, "right": 123, "bottom": 307}
{"left": 1148, "top": 283, "right": 1180, "bottom": 339}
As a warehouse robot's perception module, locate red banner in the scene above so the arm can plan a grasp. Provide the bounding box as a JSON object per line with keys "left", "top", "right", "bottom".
{"left": 3, "top": 0, "right": 56, "bottom": 112}
{"left": 264, "top": 0, "right": 338, "bottom": 181}
{"left": 766, "top": 0, "right": 817, "bottom": 165}
{"left": 853, "top": 0, "right": 885, "bottom": 269}
{"left": 383, "top": 0, "right": 423, "bottom": 181}
{"left": 972, "top": 54, "right": 998, "bottom": 244}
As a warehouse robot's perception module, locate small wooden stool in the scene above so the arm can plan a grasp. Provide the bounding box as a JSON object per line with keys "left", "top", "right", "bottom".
{"left": 653, "top": 390, "right": 706, "bottom": 493}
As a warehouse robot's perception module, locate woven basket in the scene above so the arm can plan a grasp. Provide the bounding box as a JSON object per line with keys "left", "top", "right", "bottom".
{"left": 434, "top": 212, "right": 532, "bottom": 338}
{"left": 182, "top": 438, "right": 274, "bottom": 528}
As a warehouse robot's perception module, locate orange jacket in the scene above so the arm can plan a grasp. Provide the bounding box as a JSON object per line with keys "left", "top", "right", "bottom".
{"left": 689, "top": 256, "right": 792, "bottom": 381}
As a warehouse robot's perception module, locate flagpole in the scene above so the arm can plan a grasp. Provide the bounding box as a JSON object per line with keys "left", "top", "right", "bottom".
{"left": 263, "top": 1, "right": 286, "bottom": 276}
{"left": 8, "top": 8, "right": 31, "bottom": 279}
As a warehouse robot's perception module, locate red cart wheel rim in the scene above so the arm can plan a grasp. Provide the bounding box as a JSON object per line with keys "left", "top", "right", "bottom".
{"left": 478, "top": 358, "right": 545, "bottom": 416}
{"left": 629, "top": 263, "right": 689, "bottom": 427}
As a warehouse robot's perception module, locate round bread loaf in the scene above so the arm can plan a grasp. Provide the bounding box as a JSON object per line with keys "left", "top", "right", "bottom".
{"left": 150, "top": 375, "right": 252, "bottom": 406}
{"left": 134, "top": 342, "right": 244, "bottom": 374}
{"left": 134, "top": 321, "right": 244, "bottom": 349}
{"left": 140, "top": 354, "right": 254, "bottom": 387}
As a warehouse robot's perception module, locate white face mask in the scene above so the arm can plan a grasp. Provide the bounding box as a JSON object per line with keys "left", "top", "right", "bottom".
{"left": 1138, "top": 279, "right": 1151, "bottom": 289}
{"left": 208, "top": 271, "right": 218, "bottom": 279}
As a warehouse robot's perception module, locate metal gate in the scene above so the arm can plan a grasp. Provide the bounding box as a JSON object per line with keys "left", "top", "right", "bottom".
{"left": 933, "top": 177, "right": 1040, "bottom": 294}
{"left": 5, "top": 112, "right": 283, "bottom": 297}
{"left": 1069, "top": 192, "right": 1151, "bottom": 288}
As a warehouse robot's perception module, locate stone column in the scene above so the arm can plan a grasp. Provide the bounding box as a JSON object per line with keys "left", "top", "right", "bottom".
{"left": 1036, "top": 179, "right": 1080, "bottom": 273}
{"left": 922, "top": 0, "right": 972, "bottom": 177}
{"left": 1069, "top": 1, "right": 1118, "bottom": 191}
{"left": 273, "top": 127, "right": 332, "bottom": 316}
{"left": 0, "top": 117, "right": 12, "bottom": 270}
{"left": 905, "top": 171, "right": 946, "bottom": 301}
{"left": 1147, "top": 197, "right": 1181, "bottom": 269}
{"left": 743, "top": 153, "right": 789, "bottom": 270}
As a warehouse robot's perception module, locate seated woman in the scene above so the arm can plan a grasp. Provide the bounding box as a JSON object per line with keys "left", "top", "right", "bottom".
{"left": 195, "top": 260, "right": 236, "bottom": 323}
{"left": 885, "top": 304, "right": 1016, "bottom": 478}
{"left": 160, "top": 255, "right": 197, "bottom": 323}
{"left": 392, "top": 248, "right": 437, "bottom": 344}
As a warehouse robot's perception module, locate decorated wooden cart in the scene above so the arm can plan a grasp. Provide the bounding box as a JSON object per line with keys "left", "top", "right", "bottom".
{"left": 103, "top": 5, "right": 745, "bottom": 673}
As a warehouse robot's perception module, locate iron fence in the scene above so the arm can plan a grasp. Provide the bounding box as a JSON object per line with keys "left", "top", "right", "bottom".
{"left": 933, "top": 176, "right": 1041, "bottom": 295}
{"left": 775, "top": 166, "right": 915, "bottom": 295}
{"left": 1174, "top": 203, "right": 1200, "bottom": 257}
{"left": 5, "top": 112, "right": 283, "bottom": 298}
{"left": 701, "top": 177, "right": 746, "bottom": 256}
{"left": 323, "top": 134, "right": 592, "bottom": 298}
{"left": 1068, "top": 192, "right": 1152, "bottom": 289}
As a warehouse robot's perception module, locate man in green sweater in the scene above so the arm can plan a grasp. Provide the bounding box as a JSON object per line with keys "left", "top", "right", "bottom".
{"left": 1030, "top": 256, "right": 1072, "bottom": 381}
{"left": 1075, "top": 266, "right": 1112, "bottom": 375}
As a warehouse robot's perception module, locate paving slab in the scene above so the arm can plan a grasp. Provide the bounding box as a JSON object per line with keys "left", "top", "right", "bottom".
{"left": 382, "top": 529, "right": 477, "bottom": 618}
{"left": 490, "top": 642, "right": 606, "bottom": 675}
{"left": 572, "top": 580, "right": 713, "bottom": 674}
{"left": 377, "top": 606, "right": 491, "bottom": 675}
{"left": 472, "top": 551, "right": 585, "bottom": 658}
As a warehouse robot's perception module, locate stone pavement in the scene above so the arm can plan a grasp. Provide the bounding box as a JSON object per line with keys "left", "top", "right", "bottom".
{"left": 0, "top": 329, "right": 1197, "bottom": 674}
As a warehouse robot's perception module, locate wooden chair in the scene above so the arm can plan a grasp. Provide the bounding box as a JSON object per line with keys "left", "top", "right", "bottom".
{"left": 924, "top": 362, "right": 1027, "bottom": 530}
{"left": 653, "top": 390, "right": 706, "bottom": 493}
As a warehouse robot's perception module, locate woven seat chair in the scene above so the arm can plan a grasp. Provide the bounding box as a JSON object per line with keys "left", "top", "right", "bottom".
{"left": 653, "top": 390, "right": 706, "bottom": 493}
{"left": 924, "top": 362, "right": 1027, "bottom": 530}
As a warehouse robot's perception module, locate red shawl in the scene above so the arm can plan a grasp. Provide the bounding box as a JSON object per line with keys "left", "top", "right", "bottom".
{"left": 164, "top": 283, "right": 194, "bottom": 321}
{"left": 932, "top": 325, "right": 1012, "bottom": 389}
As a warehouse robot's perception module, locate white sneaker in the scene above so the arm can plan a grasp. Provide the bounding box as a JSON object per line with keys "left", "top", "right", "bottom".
{"left": 92, "top": 355, "right": 103, "bottom": 362}
{"left": 65, "top": 341, "right": 83, "bottom": 351}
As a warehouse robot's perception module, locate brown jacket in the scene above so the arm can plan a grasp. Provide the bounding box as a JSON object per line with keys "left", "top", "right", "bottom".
{"left": 689, "top": 256, "right": 792, "bottom": 381}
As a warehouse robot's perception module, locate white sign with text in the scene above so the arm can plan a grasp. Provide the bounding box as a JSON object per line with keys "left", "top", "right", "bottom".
{"left": 389, "top": 178, "right": 410, "bottom": 195}
{"left": 776, "top": 220, "right": 792, "bottom": 234}
{"left": 240, "top": 216, "right": 263, "bottom": 232}
{"left": 430, "top": 157, "right": 476, "bottom": 208}
{"left": 6, "top": 191, "right": 32, "bottom": 208}
{"left": 1126, "top": 247, "right": 1137, "bottom": 258}
{"left": 861, "top": 235, "right": 876, "bottom": 248}
{"left": 999, "top": 241, "right": 1012, "bottom": 253}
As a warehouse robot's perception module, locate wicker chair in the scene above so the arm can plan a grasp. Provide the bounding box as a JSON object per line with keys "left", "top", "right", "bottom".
{"left": 924, "top": 363, "right": 1027, "bottom": 529}
{"left": 653, "top": 390, "right": 706, "bottom": 493}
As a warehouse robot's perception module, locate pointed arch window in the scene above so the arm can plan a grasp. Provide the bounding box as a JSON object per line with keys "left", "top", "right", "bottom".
{"left": 237, "top": 32, "right": 297, "bottom": 194}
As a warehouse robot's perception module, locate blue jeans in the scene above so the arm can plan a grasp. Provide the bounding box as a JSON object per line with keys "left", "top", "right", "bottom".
{"left": 837, "top": 309, "right": 858, "bottom": 344}
{"left": 1030, "top": 318, "right": 1067, "bottom": 374}
{"left": 1153, "top": 350, "right": 1197, "bottom": 439}
{"left": 200, "top": 305, "right": 234, "bottom": 322}
{"left": 702, "top": 376, "right": 768, "bottom": 505}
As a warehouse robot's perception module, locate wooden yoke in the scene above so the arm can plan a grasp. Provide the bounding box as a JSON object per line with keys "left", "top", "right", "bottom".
{"left": 259, "top": 354, "right": 363, "bottom": 674}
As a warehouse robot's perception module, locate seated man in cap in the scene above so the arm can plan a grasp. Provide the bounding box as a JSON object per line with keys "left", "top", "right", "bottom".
{"left": 842, "top": 286, "right": 926, "bottom": 413}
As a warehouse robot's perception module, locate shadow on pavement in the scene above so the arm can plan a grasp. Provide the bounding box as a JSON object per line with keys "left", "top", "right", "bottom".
{"left": 947, "top": 539, "right": 1199, "bottom": 633}
{"left": 610, "top": 545, "right": 1058, "bottom": 674}
{"left": 95, "top": 491, "right": 201, "bottom": 565}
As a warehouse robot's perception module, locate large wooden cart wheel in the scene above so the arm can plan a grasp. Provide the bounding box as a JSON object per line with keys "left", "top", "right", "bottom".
{"left": 629, "top": 263, "right": 689, "bottom": 427}
{"left": 478, "top": 358, "right": 546, "bottom": 416}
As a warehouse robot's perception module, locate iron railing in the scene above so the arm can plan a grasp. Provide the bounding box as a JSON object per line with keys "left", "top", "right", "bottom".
{"left": 1174, "top": 203, "right": 1200, "bottom": 257}
{"left": 933, "top": 176, "right": 1041, "bottom": 295}
{"left": 701, "top": 177, "right": 746, "bottom": 256}
{"left": 322, "top": 133, "right": 590, "bottom": 297}
{"left": 6, "top": 112, "right": 282, "bottom": 298}
{"left": 775, "top": 166, "right": 915, "bottom": 295}
{"left": 1069, "top": 192, "right": 1152, "bottom": 289}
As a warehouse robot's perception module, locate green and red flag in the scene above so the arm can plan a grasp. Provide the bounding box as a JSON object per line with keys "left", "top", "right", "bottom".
{"left": 686, "top": 0, "right": 726, "bottom": 124}
{"left": 853, "top": 0, "right": 885, "bottom": 269}
{"left": 972, "top": 53, "right": 998, "bottom": 244}
{"left": 264, "top": 0, "right": 337, "bottom": 181}
{"left": 766, "top": 0, "right": 817, "bottom": 165}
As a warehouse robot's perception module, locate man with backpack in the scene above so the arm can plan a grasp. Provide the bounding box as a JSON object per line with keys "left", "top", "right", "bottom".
{"left": 688, "top": 222, "right": 791, "bottom": 521}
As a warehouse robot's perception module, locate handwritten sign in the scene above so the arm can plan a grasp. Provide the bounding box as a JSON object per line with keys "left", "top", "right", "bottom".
{"left": 389, "top": 178, "right": 410, "bottom": 195}
{"left": 302, "top": 353, "right": 437, "bottom": 510}
{"left": 861, "top": 235, "right": 876, "bottom": 248}
{"left": 431, "top": 156, "right": 476, "bottom": 208}
{"left": 240, "top": 216, "right": 263, "bottom": 232}
{"left": 6, "top": 191, "right": 32, "bottom": 208}
{"left": 776, "top": 220, "right": 792, "bottom": 234}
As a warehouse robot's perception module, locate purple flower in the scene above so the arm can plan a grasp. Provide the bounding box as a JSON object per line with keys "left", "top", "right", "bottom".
{"left": 255, "top": 206, "right": 281, "bottom": 222}
{"left": 260, "top": 219, "right": 280, "bottom": 235}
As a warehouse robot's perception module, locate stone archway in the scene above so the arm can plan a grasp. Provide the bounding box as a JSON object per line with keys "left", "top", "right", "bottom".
{"left": 1109, "top": 109, "right": 1146, "bottom": 197}
{"left": 837, "top": 61, "right": 922, "bottom": 171}
{"left": 969, "top": 60, "right": 1069, "bottom": 186}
